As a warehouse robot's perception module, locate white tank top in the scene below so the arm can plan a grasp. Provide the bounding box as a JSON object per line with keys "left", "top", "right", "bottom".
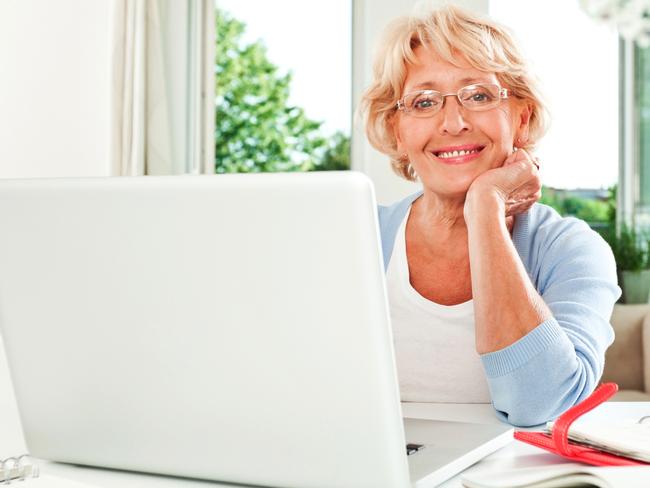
{"left": 385, "top": 207, "right": 491, "bottom": 403}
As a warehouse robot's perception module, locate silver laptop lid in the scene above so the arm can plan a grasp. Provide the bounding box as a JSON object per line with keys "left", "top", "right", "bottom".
{"left": 0, "top": 172, "right": 411, "bottom": 488}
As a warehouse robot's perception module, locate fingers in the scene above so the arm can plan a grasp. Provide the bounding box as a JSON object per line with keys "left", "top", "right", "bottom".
{"left": 505, "top": 195, "right": 538, "bottom": 217}
{"left": 522, "top": 152, "right": 540, "bottom": 173}
{"left": 508, "top": 149, "right": 540, "bottom": 172}
{"left": 472, "top": 149, "right": 542, "bottom": 219}
{"left": 508, "top": 187, "right": 540, "bottom": 203}
{"left": 504, "top": 171, "right": 542, "bottom": 217}
{"left": 513, "top": 153, "right": 541, "bottom": 194}
{"left": 502, "top": 150, "right": 520, "bottom": 167}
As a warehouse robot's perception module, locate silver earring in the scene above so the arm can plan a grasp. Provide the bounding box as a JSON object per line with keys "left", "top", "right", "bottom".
{"left": 400, "top": 154, "right": 417, "bottom": 180}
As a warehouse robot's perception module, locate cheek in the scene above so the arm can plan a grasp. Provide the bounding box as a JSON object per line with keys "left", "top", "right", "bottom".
{"left": 487, "top": 108, "right": 516, "bottom": 146}
{"left": 397, "top": 120, "right": 430, "bottom": 150}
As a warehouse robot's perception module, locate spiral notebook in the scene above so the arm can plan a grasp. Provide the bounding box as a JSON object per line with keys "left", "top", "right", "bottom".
{"left": 0, "top": 455, "right": 99, "bottom": 486}
{"left": 544, "top": 416, "right": 650, "bottom": 463}
{"left": 463, "top": 383, "right": 650, "bottom": 487}
{"left": 0, "top": 455, "right": 39, "bottom": 483}
{"left": 514, "top": 383, "right": 650, "bottom": 467}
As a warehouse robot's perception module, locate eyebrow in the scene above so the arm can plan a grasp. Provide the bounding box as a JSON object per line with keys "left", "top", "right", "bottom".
{"left": 410, "top": 77, "right": 492, "bottom": 90}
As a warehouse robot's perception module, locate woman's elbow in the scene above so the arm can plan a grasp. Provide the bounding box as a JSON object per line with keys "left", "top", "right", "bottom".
{"left": 491, "top": 361, "right": 598, "bottom": 427}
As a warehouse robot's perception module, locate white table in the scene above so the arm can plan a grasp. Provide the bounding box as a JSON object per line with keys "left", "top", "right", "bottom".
{"left": 2, "top": 347, "right": 650, "bottom": 486}
{"left": 4, "top": 401, "right": 650, "bottom": 487}
{"left": 403, "top": 401, "right": 650, "bottom": 487}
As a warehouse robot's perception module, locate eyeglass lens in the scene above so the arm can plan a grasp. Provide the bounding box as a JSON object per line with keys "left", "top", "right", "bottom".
{"left": 402, "top": 84, "right": 502, "bottom": 117}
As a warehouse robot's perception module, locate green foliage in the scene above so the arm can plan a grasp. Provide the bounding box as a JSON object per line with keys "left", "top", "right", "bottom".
{"left": 312, "top": 131, "right": 351, "bottom": 171}
{"left": 605, "top": 184, "right": 617, "bottom": 224}
{"left": 539, "top": 185, "right": 614, "bottom": 224}
{"left": 539, "top": 187, "right": 569, "bottom": 215}
{"left": 568, "top": 197, "right": 610, "bottom": 222}
{"left": 542, "top": 183, "right": 649, "bottom": 273}
{"left": 603, "top": 223, "right": 650, "bottom": 272}
{"left": 215, "top": 9, "right": 338, "bottom": 173}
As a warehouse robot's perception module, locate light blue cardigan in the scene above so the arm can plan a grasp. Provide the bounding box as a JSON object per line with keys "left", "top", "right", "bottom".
{"left": 378, "top": 192, "right": 622, "bottom": 427}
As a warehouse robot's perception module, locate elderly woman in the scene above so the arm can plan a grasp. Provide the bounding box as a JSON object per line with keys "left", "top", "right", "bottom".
{"left": 361, "top": 5, "right": 621, "bottom": 427}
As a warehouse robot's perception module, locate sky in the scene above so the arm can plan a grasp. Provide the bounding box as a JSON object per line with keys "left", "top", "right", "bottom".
{"left": 216, "top": 0, "right": 352, "bottom": 136}
{"left": 216, "top": 0, "right": 619, "bottom": 190}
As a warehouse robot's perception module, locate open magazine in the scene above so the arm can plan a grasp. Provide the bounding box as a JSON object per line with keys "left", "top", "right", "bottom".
{"left": 462, "top": 463, "right": 649, "bottom": 488}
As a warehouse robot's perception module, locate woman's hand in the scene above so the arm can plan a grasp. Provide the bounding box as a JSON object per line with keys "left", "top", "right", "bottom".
{"left": 465, "top": 148, "right": 542, "bottom": 219}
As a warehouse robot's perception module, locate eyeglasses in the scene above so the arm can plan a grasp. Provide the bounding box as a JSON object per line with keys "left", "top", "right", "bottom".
{"left": 396, "top": 83, "right": 509, "bottom": 118}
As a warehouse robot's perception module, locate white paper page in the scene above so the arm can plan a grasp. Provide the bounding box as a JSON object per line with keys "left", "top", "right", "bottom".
{"left": 546, "top": 418, "right": 650, "bottom": 462}
{"left": 462, "top": 463, "right": 650, "bottom": 488}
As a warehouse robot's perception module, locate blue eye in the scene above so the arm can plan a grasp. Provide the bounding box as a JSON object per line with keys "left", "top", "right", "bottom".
{"left": 462, "top": 87, "right": 497, "bottom": 105}
{"left": 413, "top": 96, "right": 439, "bottom": 111}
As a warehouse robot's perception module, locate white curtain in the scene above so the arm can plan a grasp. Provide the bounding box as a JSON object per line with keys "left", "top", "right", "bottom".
{"left": 110, "top": 0, "right": 214, "bottom": 176}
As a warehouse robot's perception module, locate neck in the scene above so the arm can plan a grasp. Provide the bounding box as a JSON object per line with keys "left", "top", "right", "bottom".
{"left": 411, "top": 189, "right": 514, "bottom": 245}
{"left": 411, "top": 190, "right": 468, "bottom": 244}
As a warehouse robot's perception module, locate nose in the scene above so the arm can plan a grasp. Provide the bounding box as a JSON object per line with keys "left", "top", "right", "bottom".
{"left": 437, "top": 95, "right": 471, "bottom": 136}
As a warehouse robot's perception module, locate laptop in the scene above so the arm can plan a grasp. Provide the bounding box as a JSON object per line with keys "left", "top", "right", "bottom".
{"left": 0, "top": 172, "right": 512, "bottom": 488}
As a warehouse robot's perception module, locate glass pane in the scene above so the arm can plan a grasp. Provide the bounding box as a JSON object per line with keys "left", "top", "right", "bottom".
{"left": 490, "top": 1, "right": 618, "bottom": 231}
{"left": 214, "top": 0, "right": 352, "bottom": 173}
{"left": 490, "top": 0, "right": 619, "bottom": 192}
{"left": 637, "top": 45, "right": 650, "bottom": 207}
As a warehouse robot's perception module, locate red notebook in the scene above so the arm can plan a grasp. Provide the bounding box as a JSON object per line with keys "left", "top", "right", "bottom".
{"left": 514, "top": 383, "right": 649, "bottom": 467}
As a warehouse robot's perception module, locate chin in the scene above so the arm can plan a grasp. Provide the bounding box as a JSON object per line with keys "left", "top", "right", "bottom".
{"left": 425, "top": 171, "right": 475, "bottom": 191}
{"left": 421, "top": 182, "right": 472, "bottom": 200}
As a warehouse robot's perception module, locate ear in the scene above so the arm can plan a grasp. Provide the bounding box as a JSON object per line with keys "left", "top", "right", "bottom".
{"left": 514, "top": 101, "right": 532, "bottom": 147}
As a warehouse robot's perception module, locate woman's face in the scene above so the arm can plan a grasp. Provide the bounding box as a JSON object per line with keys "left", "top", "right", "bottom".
{"left": 394, "top": 46, "right": 530, "bottom": 199}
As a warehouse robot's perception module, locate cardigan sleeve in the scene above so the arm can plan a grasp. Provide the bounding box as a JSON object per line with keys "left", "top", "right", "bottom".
{"left": 479, "top": 216, "right": 621, "bottom": 427}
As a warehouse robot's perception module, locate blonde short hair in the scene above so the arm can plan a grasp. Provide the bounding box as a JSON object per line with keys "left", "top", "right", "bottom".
{"left": 360, "top": 4, "right": 550, "bottom": 181}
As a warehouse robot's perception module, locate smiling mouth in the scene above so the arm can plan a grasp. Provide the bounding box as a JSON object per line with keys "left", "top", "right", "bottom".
{"left": 434, "top": 147, "right": 485, "bottom": 159}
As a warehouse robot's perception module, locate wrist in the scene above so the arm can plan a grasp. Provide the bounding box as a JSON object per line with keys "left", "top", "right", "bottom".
{"left": 464, "top": 188, "right": 505, "bottom": 222}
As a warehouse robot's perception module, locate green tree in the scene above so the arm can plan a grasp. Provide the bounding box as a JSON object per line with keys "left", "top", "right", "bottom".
{"left": 539, "top": 186, "right": 563, "bottom": 212}
{"left": 215, "top": 9, "right": 328, "bottom": 173}
{"left": 540, "top": 186, "right": 612, "bottom": 223}
{"left": 313, "top": 131, "right": 351, "bottom": 171}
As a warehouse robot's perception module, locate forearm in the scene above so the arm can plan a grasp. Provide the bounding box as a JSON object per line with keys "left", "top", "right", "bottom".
{"left": 464, "top": 192, "right": 553, "bottom": 354}
{"left": 461, "top": 193, "right": 618, "bottom": 425}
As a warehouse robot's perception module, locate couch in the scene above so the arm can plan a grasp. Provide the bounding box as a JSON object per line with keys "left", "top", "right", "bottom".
{"left": 602, "top": 304, "right": 650, "bottom": 401}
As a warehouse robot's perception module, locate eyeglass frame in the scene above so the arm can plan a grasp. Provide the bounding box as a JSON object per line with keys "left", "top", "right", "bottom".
{"left": 395, "top": 83, "right": 509, "bottom": 117}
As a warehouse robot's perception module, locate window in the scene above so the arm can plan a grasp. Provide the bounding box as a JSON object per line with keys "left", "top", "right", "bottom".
{"left": 636, "top": 45, "right": 650, "bottom": 210}
{"left": 620, "top": 40, "right": 650, "bottom": 228}
{"left": 489, "top": 1, "right": 619, "bottom": 193}
{"left": 488, "top": 1, "right": 619, "bottom": 230}
{"left": 214, "top": 0, "right": 352, "bottom": 173}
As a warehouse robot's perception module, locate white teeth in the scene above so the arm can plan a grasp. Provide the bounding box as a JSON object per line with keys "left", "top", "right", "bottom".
{"left": 436, "top": 149, "right": 480, "bottom": 159}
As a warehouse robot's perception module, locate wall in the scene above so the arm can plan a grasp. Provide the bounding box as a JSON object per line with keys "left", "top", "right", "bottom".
{"left": 0, "top": 1, "right": 112, "bottom": 455}
{"left": 0, "top": 0, "right": 113, "bottom": 178}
